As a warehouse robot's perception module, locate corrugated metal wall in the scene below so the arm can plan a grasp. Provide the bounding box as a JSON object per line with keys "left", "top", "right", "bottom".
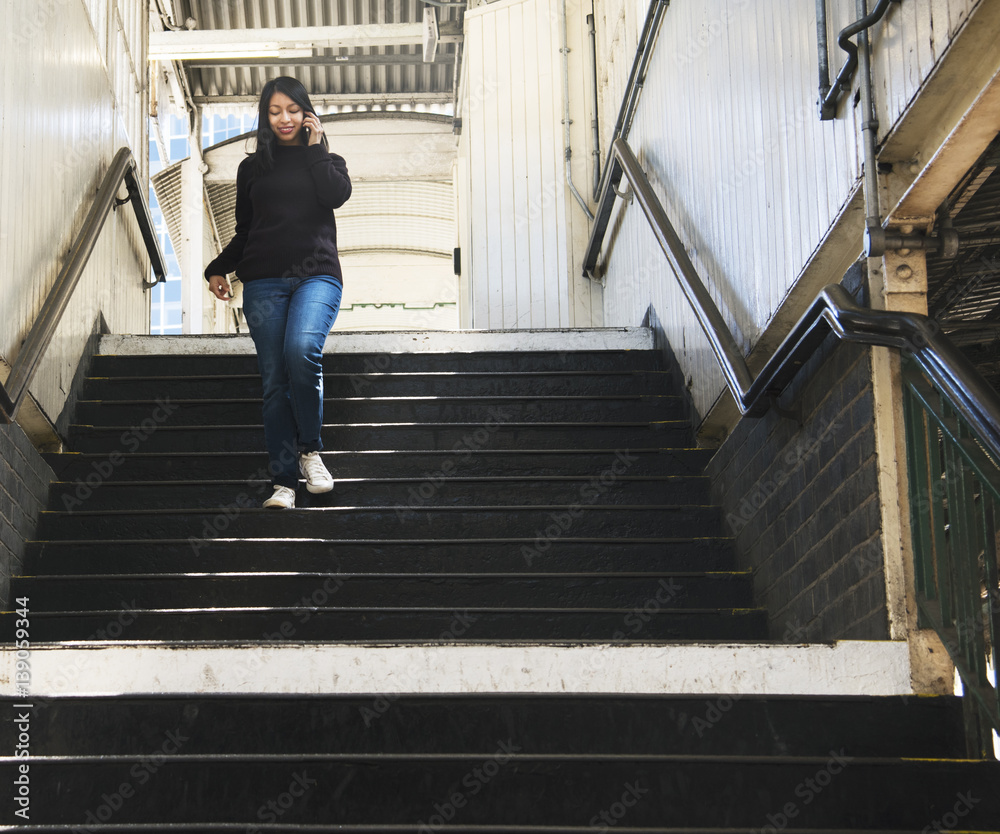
{"left": 0, "top": 0, "right": 149, "bottom": 423}
{"left": 461, "top": 0, "right": 601, "bottom": 329}
{"left": 594, "top": 0, "right": 979, "bottom": 418}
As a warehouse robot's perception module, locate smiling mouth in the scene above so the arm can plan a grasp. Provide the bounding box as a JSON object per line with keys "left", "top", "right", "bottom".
{"left": 278, "top": 127, "right": 294, "bottom": 133}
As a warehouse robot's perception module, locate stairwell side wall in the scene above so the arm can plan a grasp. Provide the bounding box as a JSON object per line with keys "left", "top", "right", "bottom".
{"left": 0, "top": 422, "right": 53, "bottom": 610}
{"left": 706, "top": 276, "right": 888, "bottom": 642}
{"left": 0, "top": 0, "right": 150, "bottom": 434}
{"left": 592, "top": 0, "right": 982, "bottom": 420}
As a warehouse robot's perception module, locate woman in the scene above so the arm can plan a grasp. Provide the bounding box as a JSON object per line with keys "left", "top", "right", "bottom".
{"left": 206, "top": 76, "right": 352, "bottom": 509}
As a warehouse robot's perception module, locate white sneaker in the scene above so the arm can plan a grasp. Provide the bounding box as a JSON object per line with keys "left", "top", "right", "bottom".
{"left": 263, "top": 485, "right": 296, "bottom": 509}
{"left": 299, "top": 451, "right": 334, "bottom": 494}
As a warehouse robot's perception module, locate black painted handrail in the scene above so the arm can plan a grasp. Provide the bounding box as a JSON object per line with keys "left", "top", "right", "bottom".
{"left": 0, "top": 147, "right": 166, "bottom": 423}
{"left": 583, "top": 137, "right": 1000, "bottom": 463}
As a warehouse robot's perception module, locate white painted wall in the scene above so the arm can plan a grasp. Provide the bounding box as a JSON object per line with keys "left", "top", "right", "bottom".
{"left": 0, "top": 0, "right": 150, "bottom": 425}
{"left": 336, "top": 251, "right": 459, "bottom": 330}
{"left": 459, "top": 0, "right": 602, "bottom": 329}
{"left": 593, "top": 0, "right": 981, "bottom": 418}
{"left": 200, "top": 115, "right": 460, "bottom": 333}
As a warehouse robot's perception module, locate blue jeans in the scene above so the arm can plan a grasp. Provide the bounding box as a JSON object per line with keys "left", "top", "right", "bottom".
{"left": 242, "top": 276, "right": 343, "bottom": 488}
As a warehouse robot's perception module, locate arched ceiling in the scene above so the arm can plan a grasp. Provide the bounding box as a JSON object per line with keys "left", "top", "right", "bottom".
{"left": 152, "top": 112, "right": 457, "bottom": 266}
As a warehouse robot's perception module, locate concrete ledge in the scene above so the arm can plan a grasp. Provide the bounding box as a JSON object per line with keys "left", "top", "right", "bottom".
{"left": 99, "top": 328, "right": 655, "bottom": 356}
{"left": 1, "top": 641, "right": 910, "bottom": 697}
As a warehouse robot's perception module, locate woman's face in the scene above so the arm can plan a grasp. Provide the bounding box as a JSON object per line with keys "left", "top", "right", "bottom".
{"left": 268, "top": 91, "right": 306, "bottom": 146}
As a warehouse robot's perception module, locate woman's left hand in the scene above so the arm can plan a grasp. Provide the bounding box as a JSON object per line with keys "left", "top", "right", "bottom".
{"left": 304, "top": 113, "right": 324, "bottom": 146}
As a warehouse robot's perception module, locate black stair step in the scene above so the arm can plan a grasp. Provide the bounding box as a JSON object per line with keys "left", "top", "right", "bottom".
{"left": 66, "top": 422, "right": 692, "bottom": 453}
{"left": 1, "top": 694, "right": 967, "bottom": 760}
{"left": 90, "top": 349, "right": 666, "bottom": 376}
{"left": 1, "top": 757, "right": 996, "bottom": 828}
{"left": 26, "top": 538, "right": 739, "bottom": 576}
{"left": 73, "top": 394, "right": 685, "bottom": 426}
{"left": 0, "top": 607, "right": 768, "bottom": 641}
{"left": 42, "top": 448, "right": 715, "bottom": 482}
{"left": 11, "top": 573, "right": 753, "bottom": 611}
{"left": 47, "top": 475, "right": 711, "bottom": 511}
{"left": 80, "top": 370, "right": 675, "bottom": 400}
{"left": 35, "top": 505, "right": 729, "bottom": 542}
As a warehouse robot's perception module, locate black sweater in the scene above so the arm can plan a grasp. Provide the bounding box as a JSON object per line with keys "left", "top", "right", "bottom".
{"left": 204, "top": 144, "right": 352, "bottom": 284}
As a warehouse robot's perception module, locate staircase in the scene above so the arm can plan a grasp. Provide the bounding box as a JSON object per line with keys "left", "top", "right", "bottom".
{"left": 2, "top": 330, "right": 998, "bottom": 830}
{"left": 14, "top": 332, "right": 766, "bottom": 643}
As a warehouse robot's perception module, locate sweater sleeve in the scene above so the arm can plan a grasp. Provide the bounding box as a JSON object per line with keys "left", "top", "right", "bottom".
{"left": 204, "top": 159, "right": 253, "bottom": 280}
{"left": 305, "top": 145, "right": 352, "bottom": 210}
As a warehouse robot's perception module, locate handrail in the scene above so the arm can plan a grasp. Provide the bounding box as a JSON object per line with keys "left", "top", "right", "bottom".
{"left": 582, "top": 137, "right": 1000, "bottom": 467}
{"left": 592, "top": 0, "right": 670, "bottom": 202}
{"left": 0, "top": 147, "right": 166, "bottom": 423}
{"left": 584, "top": 135, "right": 1000, "bottom": 743}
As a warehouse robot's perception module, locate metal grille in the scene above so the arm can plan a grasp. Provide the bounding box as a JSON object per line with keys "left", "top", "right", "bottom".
{"left": 168, "top": 0, "right": 463, "bottom": 108}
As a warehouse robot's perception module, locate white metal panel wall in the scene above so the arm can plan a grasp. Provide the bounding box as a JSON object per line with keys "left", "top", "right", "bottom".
{"left": 594, "top": 0, "right": 978, "bottom": 419}
{"left": 871, "top": 0, "right": 979, "bottom": 137}
{"left": 461, "top": 0, "right": 601, "bottom": 329}
{"left": 0, "top": 0, "right": 149, "bottom": 423}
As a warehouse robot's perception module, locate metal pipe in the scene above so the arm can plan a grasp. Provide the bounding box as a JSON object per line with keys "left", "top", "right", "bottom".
{"left": 816, "top": 0, "right": 831, "bottom": 116}
{"left": 592, "top": 0, "right": 668, "bottom": 207}
{"left": 0, "top": 148, "right": 167, "bottom": 424}
{"left": 559, "top": 0, "right": 594, "bottom": 222}
{"left": 587, "top": 11, "right": 602, "bottom": 201}
{"left": 856, "top": 0, "right": 881, "bottom": 231}
{"left": 818, "top": 0, "right": 896, "bottom": 120}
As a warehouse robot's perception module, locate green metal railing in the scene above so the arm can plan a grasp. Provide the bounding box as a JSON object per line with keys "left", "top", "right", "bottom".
{"left": 903, "top": 357, "right": 1000, "bottom": 756}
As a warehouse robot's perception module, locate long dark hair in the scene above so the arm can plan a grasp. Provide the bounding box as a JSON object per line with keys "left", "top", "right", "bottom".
{"left": 249, "top": 76, "right": 328, "bottom": 177}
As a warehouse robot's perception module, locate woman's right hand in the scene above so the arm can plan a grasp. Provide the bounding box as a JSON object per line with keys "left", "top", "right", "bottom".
{"left": 208, "top": 275, "right": 231, "bottom": 301}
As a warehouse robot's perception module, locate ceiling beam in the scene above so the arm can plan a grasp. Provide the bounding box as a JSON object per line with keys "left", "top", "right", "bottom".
{"left": 185, "top": 54, "right": 456, "bottom": 68}
{"left": 151, "top": 22, "right": 463, "bottom": 59}
{"left": 194, "top": 92, "right": 454, "bottom": 107}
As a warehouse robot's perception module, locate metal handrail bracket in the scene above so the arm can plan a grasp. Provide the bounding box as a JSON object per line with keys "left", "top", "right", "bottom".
{"left": 0, "top": 147, "right": 166, "bottom": 424}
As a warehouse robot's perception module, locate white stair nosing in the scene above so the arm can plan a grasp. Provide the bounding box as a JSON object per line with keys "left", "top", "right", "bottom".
{"left": 98, "top": 328, "right": 655, "bottom": 356}
{"left": 1, "top": 641, "right": 911, "bottom": 697}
